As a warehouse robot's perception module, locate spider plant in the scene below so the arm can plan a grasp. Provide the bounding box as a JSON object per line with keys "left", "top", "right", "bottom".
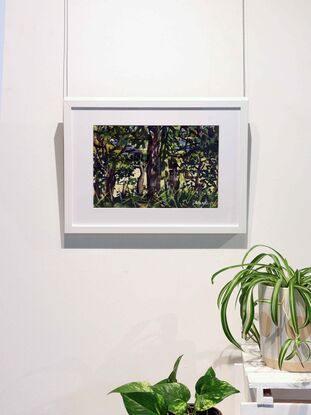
{"left": 211, "top": 245, "right": 311, "bottom": 369}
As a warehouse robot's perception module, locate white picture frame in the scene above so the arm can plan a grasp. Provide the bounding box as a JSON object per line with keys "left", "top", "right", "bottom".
{"left": 64, "top": 97, "right": 248, "bottom": 234}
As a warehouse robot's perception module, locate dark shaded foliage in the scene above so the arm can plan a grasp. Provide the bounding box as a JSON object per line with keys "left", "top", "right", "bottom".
{"left": 93, "top": 125, "right": 219, "bottom": 208}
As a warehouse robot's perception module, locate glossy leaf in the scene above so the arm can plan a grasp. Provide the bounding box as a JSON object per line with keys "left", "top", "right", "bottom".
{"left": 195, "top": 366, "right": 239, "bottom": 408}
{"left": 110, "top": 381, "right": 153, "bottom": 394}
{"left": 167, "top": 398, "right": 188, "bottom": 415}
{"left": 168, "top": 355, "right": 183, "bottom": 383}
{"left": 194, "top": 394, "right": 215, "bottom": 412}
{"left": 152, "top": 382, "right": 190, "bottom": 403}
{"left": 121, "top": 392, "right": 167, "bottom": 415}
{"left": 152, "top": 382, "right": 190, "bottom": 415}
{"left": 155, "top": 355, "right": 183, "bottom": 385}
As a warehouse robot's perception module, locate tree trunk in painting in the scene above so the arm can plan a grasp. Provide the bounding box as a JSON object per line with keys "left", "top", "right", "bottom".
{"left": 147, "top": 126, "right": 161, "bottom": 200}
{"left": 168, "top": 157, "right": 179, "bottom": 192}
{"left": 137, "top": 162, "right": 146, "bottom": 195}
{"left": 93, "top": 174, "right": 101, "bottom": 201}
{"left": 106, "top": 167, "right": 116, "bottom": 201}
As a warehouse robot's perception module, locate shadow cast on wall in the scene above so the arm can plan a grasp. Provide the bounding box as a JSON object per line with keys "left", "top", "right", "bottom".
{"left": 54, "top": 123, "right": 253, "bottom": 249}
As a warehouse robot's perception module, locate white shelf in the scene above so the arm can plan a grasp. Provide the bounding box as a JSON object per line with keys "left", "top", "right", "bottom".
{"left": 242, "top": 343, "right": 311, "bottom": 390}
{"left": 236, "top": 343, "right": 311, "bottom": 415}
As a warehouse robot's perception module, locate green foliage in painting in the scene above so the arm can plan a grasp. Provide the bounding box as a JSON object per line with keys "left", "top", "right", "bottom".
{"left": 93, "top": 125, "right": 219, "bottom": 208}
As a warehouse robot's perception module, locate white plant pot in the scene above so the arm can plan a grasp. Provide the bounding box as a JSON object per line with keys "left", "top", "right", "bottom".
{"left": 258, "top": 284, "right": 311, "bottom": 372}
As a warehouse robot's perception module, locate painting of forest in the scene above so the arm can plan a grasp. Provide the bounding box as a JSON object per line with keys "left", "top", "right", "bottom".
{"left": 93, "top": 125, "right": 219, "bottom": 208}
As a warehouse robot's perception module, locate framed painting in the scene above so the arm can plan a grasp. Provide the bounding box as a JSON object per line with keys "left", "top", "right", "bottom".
{"left": 64, "top": 98, "right": 248, "bottom": 233}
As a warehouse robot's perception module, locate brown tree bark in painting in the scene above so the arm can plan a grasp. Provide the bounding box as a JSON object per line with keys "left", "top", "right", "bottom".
{"left": 168, "top": 157, "right": 179, "bottom": 192}
{"left": 137, "top": 162, "right": 146, "bottom": 195}
{"left": 147, "top": 126, "right": 162, "bottom": 200}
{"left": 106, "top": 167, "right": 116, "bottom": 201}
{"left": 94, "top": 174, "right": 101, "bottom": 200}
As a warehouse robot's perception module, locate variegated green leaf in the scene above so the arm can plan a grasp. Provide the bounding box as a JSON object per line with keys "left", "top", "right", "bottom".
{"left": 121, "top": 392, "right": 167, "bottom": 415}
{"left": 194, "top": 394, "right": 214, "bottom": 412}
{"left": 110, "top": 381, "right": 152, "bottom": 394}
{"left": 167, "top": 398, "right": 188, "bottom": 415}
{"left": 152, "top": 382, "right": 190, "bottom": 408}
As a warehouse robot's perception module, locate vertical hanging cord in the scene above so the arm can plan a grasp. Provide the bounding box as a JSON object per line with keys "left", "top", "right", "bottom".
{"left": 242, "top": 0, "right": 246, "bottom": 97}
{"left": 63, "top": 0, "right": 69, "bottom": 98}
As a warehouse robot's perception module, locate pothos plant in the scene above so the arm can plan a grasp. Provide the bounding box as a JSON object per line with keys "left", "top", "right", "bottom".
{"left": 110, "top": 355, "right": 239, "bottom": 415}
{"left": 211, "top": 244, "right": 311, "bottom": 369}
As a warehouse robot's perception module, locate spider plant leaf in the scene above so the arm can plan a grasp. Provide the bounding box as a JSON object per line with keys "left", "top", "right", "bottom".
{"left": 278, "top": 339, "right": 293, "bottom": 369}
{"left": 285, "top": 347, "right": 296, "bottom": 361}
{"left": 217, "top": 280, "right": 234, "bottom": 308}
{"left": 294, "top": 286, "right": 311, "bottom": 327}
{"left": 289, "top": 280, "right": 299, "bottom": 335}
{"left": 218, "top": 272, "right": 262, "bottom": 349}
{"left": 242, "top": 287, "right": 255, "bottom": 338}
{"left": 211, "top": 264, "right": 246, "bottom": 284}
{"left": 271, "top": 278, "right": 283, "bottom": 326}
{"left": 300, "top": 267, "right": 311, "bottom": 276}
{"left": 220, "top": 298, "right": 243, "bottom": 350}
{"left": 296, "top": 269, "right": 302, "bottom": 285}
{"left": 242, "top": 252, "right": 268, "bottom": 269}
{"left": 249, "top": 324, "right": 260, "bottom": 347}
{"left": 242, "top": 245, "right": 290, "bottom": 283}
{"left": 304, "top": 342, "right": 311, "bottom": 362}
{"left": 241, "top": 275, "right": 273, "bottom": 336}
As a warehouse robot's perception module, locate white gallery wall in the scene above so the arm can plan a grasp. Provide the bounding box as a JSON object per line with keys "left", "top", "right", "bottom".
{"left": 0, "top": 1, "right": 311, "bottom": 414}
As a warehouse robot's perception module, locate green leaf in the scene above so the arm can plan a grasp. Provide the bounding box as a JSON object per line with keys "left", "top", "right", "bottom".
{"left": 295, "top": 286, "right": 311, "bottom": 327}
{"left": 121, "top": 392, "right": 167, "bottom": 415}
{"left": 278, "top": 339, "right": 293, "bottom": 369}
{"left": 249, "top": 324, "right": 260, "bottom": 346}
{"left": 110, "top": 381, "right": 153, "bottom": 395}
{"left": 242, "top": 285, "right": 255, "bottom": 338}
{"left": 195, "top": 368, "right": 239, "bottom": 408}
{"left": 195, "top": 367, "right": 215, "bottom": 393}
{"left": 155, "top": 355, "right": 183, "bottom": 385}
{"left": 168, "top": 355, "right": 183, "bottom": 383}
{"left": 194, "top": 394, "right": 215, "bottom": 412}
{"left": 152, "top": 382, "right": 190, "bottom": 406}
{"left": 271, "top": 278, "right": 283, "bottom": 326}
{"left": 219, "top": 274, "right": 273, "bottom": 351}
{"left": 289, "top": 280, "right": 299, "bottom": 335}
{"left": 167, "top": 398, "right": 188, "bottom": 415}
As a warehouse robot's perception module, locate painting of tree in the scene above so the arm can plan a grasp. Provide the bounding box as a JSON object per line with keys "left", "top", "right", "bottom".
{"left": 93, "top": 125, "right": 219, "bottom": 208}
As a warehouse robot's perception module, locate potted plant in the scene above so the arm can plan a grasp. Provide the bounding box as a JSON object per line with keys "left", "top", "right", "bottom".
{"left": 212, "top": 244, "right": 311, "bottom": 371}
{"left": 110, "top": 355, "right": 239, "bottom": 414}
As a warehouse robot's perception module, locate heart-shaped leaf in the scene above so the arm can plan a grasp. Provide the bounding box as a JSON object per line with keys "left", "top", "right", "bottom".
{"left": 194, "top": 394, "right": 215, "bottom": 412}
{"left": 168, "top": 355, "right": 183, "bottom": 382}
{"left": 155, "top": 355, "right": 183, "bottom": 385}
{"left": 110, "top": 381, "right": 152, "bottom": 394}
{"left": 168, "top": 398, "right": 188, "bottom": 415}
{"left": 195, "top": 367, "right": 239, "bottom": 410}
{"left": 152, "top": 382, "right": 190, "bottom": 406}
{"left": 121, "top": 391, "right": 167, "bottom": 415}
